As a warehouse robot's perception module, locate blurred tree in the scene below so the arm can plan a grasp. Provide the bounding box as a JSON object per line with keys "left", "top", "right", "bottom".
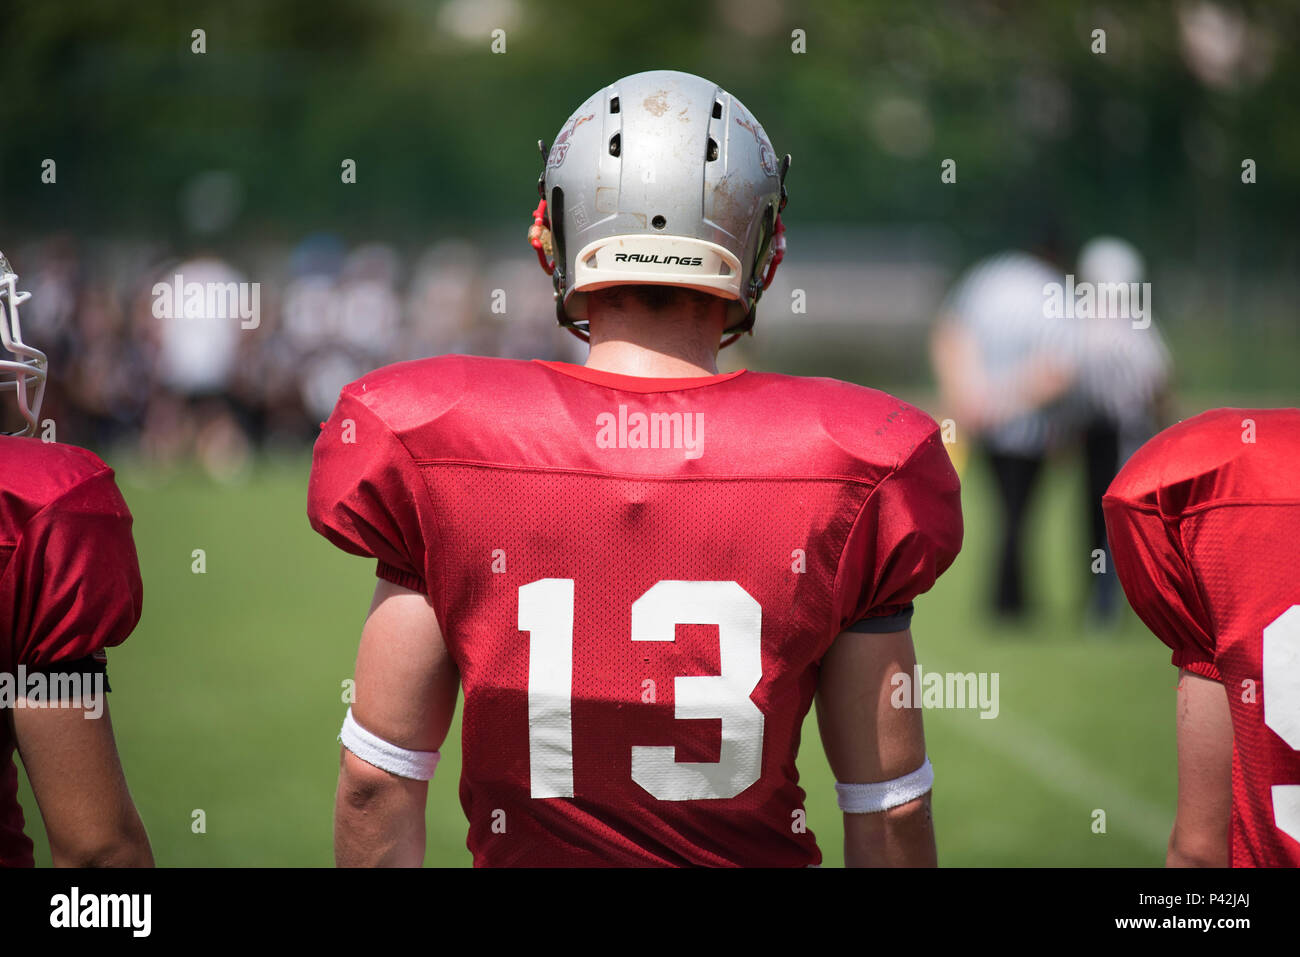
{"left": 0, "top": 0, "right": 1294, "bottom": 275}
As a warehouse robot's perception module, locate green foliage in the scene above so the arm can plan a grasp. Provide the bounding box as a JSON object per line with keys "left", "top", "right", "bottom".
{"left": 3, "top": 0, "right": 1297, "bottom": 266}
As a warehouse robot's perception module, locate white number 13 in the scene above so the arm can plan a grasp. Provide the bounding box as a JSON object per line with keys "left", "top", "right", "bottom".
{"left": 518, "top": 579, "right": 764, "bottom": 802}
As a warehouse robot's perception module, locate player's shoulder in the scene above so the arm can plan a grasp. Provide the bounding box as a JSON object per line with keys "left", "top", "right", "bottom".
{"left": 1106, "top": 407, "right": 1300, "bottom": 513}
{"left": 743, "top": 371, "right": 945, "bottom": 473}
{"left": 334, "top": 354, "right": 534, "bottom": 432}
{"left": 0, "top": 437, "right": 116, "bottom": 505}
{"left": 0, "top": 438, "right": 125, "bottom": 541}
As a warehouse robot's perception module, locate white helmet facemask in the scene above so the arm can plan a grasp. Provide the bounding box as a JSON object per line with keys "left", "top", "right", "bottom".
{"left": 0, "top": 252, "right": 48, "bottom": 437}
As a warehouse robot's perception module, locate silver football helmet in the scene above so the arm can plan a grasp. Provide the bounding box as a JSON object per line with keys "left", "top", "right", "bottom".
{"left": 532, "top": 70, "right": 789, "bottom": 346}
{"left": 0, "top": 252, "right": 47, "bottom": 437}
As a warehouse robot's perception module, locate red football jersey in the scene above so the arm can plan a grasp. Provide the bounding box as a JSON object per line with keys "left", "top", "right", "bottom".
{"left": 1104, "top": 408, "right": 1300, "bottom": 867}
{"left": 0, "top": 437, "right": 143, "bottom": 867}
{"left": 309, "top": 355, "right": 962, "bottom": 866}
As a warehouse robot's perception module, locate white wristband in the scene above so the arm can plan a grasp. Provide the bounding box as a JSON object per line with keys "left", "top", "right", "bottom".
{"left": 835, "top": 757, "right": 933, "bottom": 813}
{"left": 339, "top": 707, "right": 441, "bottom": 781}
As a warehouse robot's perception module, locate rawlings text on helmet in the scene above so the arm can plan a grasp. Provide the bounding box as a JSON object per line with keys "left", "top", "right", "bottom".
{"left": 612, "top": 254, "right": 705, "bottom": 266}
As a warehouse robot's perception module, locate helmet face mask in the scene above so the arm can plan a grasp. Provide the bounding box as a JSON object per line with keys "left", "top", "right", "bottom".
{"left": 0, "top": 253, "right": 48, "bottom": 438}
{"left": 534, "top": 70, "right": 789, "bottom": 347}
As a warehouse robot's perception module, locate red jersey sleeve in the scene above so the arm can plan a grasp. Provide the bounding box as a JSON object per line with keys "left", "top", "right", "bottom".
{"left": 307, "top": 389, "right": 434, "bottom": 593}
{"left": 1103, "top": 492, "right": 1219, "bottom": 678}
{"left": 11, "top": 467, "right": 143, "bottom": 668}
{"left": 833, "top": 428, "right": 963, "bottom": 633}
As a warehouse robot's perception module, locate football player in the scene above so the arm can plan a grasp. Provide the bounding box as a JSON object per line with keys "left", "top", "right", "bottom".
{"left": 1104, "top": 408, "right": 1300, "bottom": 866}
{"left": 309, "top": 71, "right": 963, "bottom": 866}
{"left": 0, "top": 252, "right": 152, "bottom": 867}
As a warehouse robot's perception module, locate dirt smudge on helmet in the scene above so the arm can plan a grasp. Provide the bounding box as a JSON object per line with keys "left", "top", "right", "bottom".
{"left": 643, "top": 91, "right": 670, "bottom": 116}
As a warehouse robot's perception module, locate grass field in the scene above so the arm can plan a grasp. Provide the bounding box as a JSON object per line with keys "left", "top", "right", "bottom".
{"left": 16, "top": 443, "right": 1177, "bottom": 867}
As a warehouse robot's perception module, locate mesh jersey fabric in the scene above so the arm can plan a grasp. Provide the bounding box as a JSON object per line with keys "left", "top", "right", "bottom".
{"left": 309, "top": 354, "right": 963, "bottom": 866}
{"left": 1104, "top": 407, "right": 1300, "bottom": 866}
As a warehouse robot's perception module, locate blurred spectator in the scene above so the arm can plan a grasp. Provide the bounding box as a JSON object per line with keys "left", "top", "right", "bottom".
{"left": 8, "top": 233, "right": 571, "bottom": 466}
{"left": 145, "top": 254, "right": 252, "bottom": 480}
{"left": 154, "top": 256, "right": 243, "bottom": 396}
{"left": 337, "top": 243, "right": 402, "bottom": 362}
{"left": 282, "top": 234, "right": 354, "bottom": 425}
{"left": 405, "top": 240, "right": 485, "bottom": 358}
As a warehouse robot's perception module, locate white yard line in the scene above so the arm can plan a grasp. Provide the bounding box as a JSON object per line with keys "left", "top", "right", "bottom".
{"left": 931, "top": 703, "right": 1170, "bottom": 857}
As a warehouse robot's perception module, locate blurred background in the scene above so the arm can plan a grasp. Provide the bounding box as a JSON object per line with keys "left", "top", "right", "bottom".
{"left": 3, "top": 0, "right": 1297, "bottom": 865}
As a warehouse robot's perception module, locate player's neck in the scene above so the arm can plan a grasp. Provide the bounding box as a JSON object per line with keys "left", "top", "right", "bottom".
{"left": 584, "top": 305, "right": 726, "bottom": 378}
{"left": 584, "top": 339, "right": 720, "bottom": 378}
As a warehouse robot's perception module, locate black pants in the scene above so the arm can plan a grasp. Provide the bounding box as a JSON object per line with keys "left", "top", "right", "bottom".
{"left": 987, "top": 449, "right": 1045, "bottom": 617}
{"left": 1084, "top": 419, "right": 1121, "bottom": 618}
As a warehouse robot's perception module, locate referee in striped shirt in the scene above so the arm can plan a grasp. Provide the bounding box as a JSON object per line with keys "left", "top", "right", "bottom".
{"left": 931, "top": 247, "right": 1077, "bottom": 617}
{"left": 1070, "top": 236, "right": 1172, "bottom": 620}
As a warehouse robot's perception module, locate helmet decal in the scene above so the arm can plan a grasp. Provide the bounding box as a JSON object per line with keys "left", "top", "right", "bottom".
{"left": 735, "top": 116, "right": 779, "bottom": 177}
{"left": 547, "top": 113, "right": 594, "bottom": 171}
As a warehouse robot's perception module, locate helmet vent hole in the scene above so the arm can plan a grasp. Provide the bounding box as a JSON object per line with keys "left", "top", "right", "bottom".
{"left": 707, "top": 138, "right": 718, "bottom": 161}
{"left": 712, "top": 101, "right": 722, "bottom": 119}
{"left": 651, "top": 215, "right": 667, "bottom": 230}
{"left": 609, "top": 96, "right": 620, "bottom": 114}
{"left": 608, "top": 133, "right": 621, "bottom": 157}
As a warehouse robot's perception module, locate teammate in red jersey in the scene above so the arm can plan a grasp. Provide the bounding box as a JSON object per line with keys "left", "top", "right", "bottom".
{"left": 0, "top": 253, "right": 152, "bottom": 867}
{"left": 1104, "top": 408, "right": 1300, "bottom": 867}
{"left": 309, "top": 71, "right": 963, "bottom": 866}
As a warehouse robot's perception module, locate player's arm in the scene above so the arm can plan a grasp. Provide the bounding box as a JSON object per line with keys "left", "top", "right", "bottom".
{"left": 9, "top": 462, "right": 150, "bottom": 867}
{"left": 11, "top": 696, "right": 153, "bottom": 867}
{"left": 1166, "top": 668, "right": 1232, "bottom": 867}
{"left": 335, "top": 578, "right": 459, "bottom": 867}
{"left": 1103, "top": 474, "right": 1228, "bottom": 867}
{"left": 815, "top": 626, "right": 936, "bottom": 867}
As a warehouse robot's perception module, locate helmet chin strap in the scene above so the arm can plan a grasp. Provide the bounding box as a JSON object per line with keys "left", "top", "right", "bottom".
{"left": 760, "top": 215, "right": 786, "bottom": 291}
{"left": 560, "top": 315, "right": 592, "bottom": 344}
{"left": 528, "top": 198, "right": 556, "bottom": 276}
{"left": 530, "top": 196, "right": 580, "bottom": 340}
{"left": 714, "top": 211, "right": 785, "bottom": 349}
